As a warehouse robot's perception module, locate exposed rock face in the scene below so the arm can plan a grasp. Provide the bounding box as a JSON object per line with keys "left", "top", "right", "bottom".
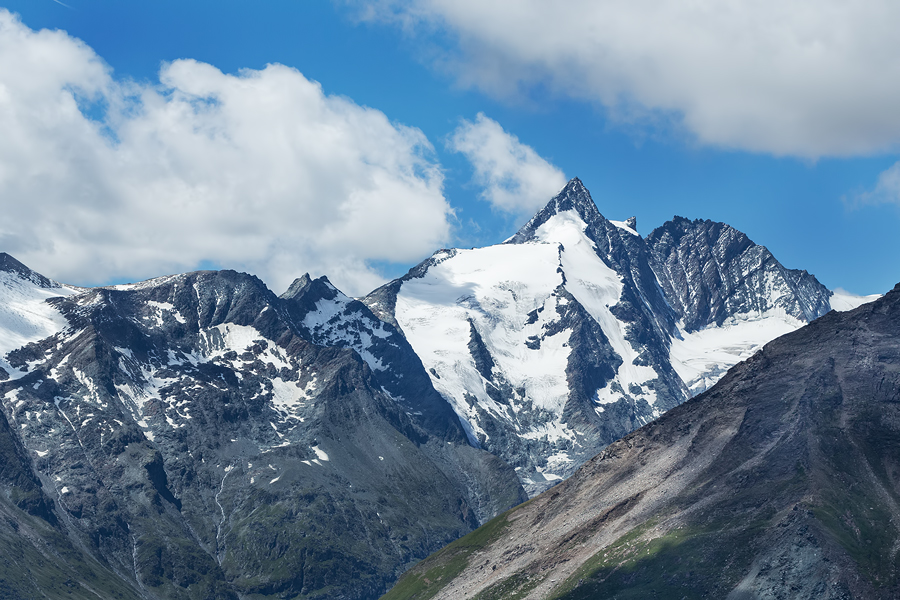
{"left": 0, "top": 260, "right": 525, "bottom": 599}
{"left": 383, "top": 282, "right": 900, "bottom": 600}
{"left": 646, "top": 216, "right": 832, "bottom": 332}
{"left": 364, "top": 179, "right": 842, "bottom": 495}
{"left": 280, "top": 273, "right": 469, "bottom": 442}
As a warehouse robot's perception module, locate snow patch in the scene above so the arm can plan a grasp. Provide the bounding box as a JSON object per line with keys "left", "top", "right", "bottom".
{"left": 312, "top": 445, "right": 329, "bottom": 462}
{"left": 829, "top": 288, "right": 880, "bottom": 312}
{"left": 670, "top": 309, "right": 804, "bottom": 395}
{"left": 145, "top": 300, "right": 188, "bottom": 325}
{"left": 0, "top": 271, "right": 76, "bottom": 379}
{"left": 610, "top": 219, "right": 639, "bottom": 236}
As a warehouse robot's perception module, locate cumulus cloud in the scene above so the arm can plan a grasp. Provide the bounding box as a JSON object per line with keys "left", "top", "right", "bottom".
{"left": 449, "top": 113, "right": 566, "bottom": 214}
{"left": 353, "top": 0, "right": 900, "bottom": 158}
{"left": 849, "top": 162, "right": 900, "bottom": 207}
{"left": 0, "top": 10, "right": 450, "bottom": 296}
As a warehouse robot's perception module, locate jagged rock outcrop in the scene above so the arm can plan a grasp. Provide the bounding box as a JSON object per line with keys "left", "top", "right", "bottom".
{"left": 646, "top": 216, "right": 832, "bottom": 332}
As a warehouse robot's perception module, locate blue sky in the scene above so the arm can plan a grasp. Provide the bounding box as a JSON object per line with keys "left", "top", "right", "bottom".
{"left": 1, "top": 0, "right": 898, "bottom": 296}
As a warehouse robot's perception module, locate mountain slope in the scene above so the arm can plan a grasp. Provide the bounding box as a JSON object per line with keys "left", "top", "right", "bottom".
{"left": 646, "top": 216, "right": 837, "bottom": 394}
{"left": 383, "top": 281, "right": 900, "bottom": 600}
{"left": 364, "top": 178, "right": 843, "bottom": 495}
{"left": 0, "top": 258, "right": 525, "bottom": 600}
{"left": 0, "top": 253, "right": 79, "bottom": 380}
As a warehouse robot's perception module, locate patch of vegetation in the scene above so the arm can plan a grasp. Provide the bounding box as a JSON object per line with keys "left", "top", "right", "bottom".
{"left": 471, "top": 571, "right": 544, "bottom": 600}
{"left": 380, "top": 509, "right": 515, "bottom": 600}
{"left": 223, "top": 492, "right": 385, "bottom": 599}
{"left": 549, "top": 517, "right": 768, "bottom": 600}
{"left": 0, "top": 501, "right": 141, "bottom": 600}
{"left": 135, "top": 532, "right": 236, "bottom": 600}
{"left": 812, "top": 410, "right": 900, "bottom": 588}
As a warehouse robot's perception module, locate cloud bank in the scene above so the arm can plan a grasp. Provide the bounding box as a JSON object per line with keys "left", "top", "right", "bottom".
{"left": 449, "top": 113, "right": 567, "bottom": 215}
{"left": 356, "top": 0, "right": 900, "bottom": 158}
{"left": 0, "top": 10, "right": 450, "bottom": 296}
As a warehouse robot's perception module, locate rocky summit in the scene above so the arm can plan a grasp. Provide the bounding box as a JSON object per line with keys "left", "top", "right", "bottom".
{"left": 383, "top": 281, "right": 900, "bottom": 600}
{"left": 0, "top": 255, "right": 524, "bottom": 600}
{"left": 365, "top": 178, "right": 856, "bottom": 495}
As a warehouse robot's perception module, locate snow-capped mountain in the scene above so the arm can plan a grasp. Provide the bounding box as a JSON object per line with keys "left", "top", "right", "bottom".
{"left": 647, "top": 216, "right": 830, "bottom": 395}
{"left": 365, "top": 178, "right": 872, "bottom": 495}
{"left": 386, "top": 282, "right": 900, "bottom": 600}
{"left": 0, "top": 256, "right": 524, "bottom": 600}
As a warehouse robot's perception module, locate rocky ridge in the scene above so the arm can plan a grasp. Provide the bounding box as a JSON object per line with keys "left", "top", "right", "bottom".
{"left": 0, "top": 177, "right": 881, "bottom": 597}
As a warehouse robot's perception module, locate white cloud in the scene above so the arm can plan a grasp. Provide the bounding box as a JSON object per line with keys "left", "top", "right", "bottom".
{"left": 0, "top": 10, "right": 451, "bottom": 296}
{"left": 449, "top": 113, "right": 567, "bottom": 214}
{"left": 354, "top": 0, "right": 900, "bottom": 158}
{"left": 850, "top": 161, "right": 900, "bottom": 207}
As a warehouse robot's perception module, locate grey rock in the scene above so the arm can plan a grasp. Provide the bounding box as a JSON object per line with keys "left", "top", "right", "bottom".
{"left": 646, "top": 216, "right": 833, "bottom": 331}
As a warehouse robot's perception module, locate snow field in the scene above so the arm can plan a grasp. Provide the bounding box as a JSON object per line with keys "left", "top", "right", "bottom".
{"left": 534, "top": 210, "right": 658, "bottom": 405}
{"left": 396, "top": 243, "right": 572, "bottom": 442}
{"left": 829, "top": 289, "right": 881, "bottom": 312}
{"left": 0, "top": 271, "right": 75, "bottom": 378}
{"left": 669, "top": 309, "right": 803, "bottom": 396}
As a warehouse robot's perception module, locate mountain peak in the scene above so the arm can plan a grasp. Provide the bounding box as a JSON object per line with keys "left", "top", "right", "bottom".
{"left": 542, "top": 177, "right": 601, "bottom": 220}
{"left": 280, "top": 273, "right": 338, "bottom": 304}
{"left": 0, "top": 252, "right": 57, "bottom": 288}
{"left": 506, "top": 177, "right": 607, "bottom": 244}
{"left": 280, "top": 273, "right": 313, "bottom": 299}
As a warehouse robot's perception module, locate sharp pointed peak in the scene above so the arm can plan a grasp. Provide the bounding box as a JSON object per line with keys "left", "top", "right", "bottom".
{"left": 565, "top": 176, "right": 587, "bottom": 192}
{"left": 506, "top": 177, "right": 608, "bottom": 244}
{"left": 280, "top": 274, "right": 313, "bottom": 299}
{"left": 549, "top": 177, "right": 595, "bottom": 212}
{"left": 280, "top": 273, "right": 340, "bottom": 302}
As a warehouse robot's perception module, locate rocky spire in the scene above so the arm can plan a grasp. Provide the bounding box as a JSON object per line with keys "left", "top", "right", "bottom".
{"left": 506, "top": 177, "right": 609, "bottom": 244}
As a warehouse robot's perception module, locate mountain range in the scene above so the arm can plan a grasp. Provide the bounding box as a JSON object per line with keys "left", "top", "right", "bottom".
{"left": 0, "top": 179, "right": 881, "bottom": 598}
{"left": 383, "top": 281, "right": 900, "bottom": 600}
{"left": 0, "top": 256, "right": 524, "bottom": 599}
{"left": 365, "top": 178, "right": 870, "bottom": 495}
